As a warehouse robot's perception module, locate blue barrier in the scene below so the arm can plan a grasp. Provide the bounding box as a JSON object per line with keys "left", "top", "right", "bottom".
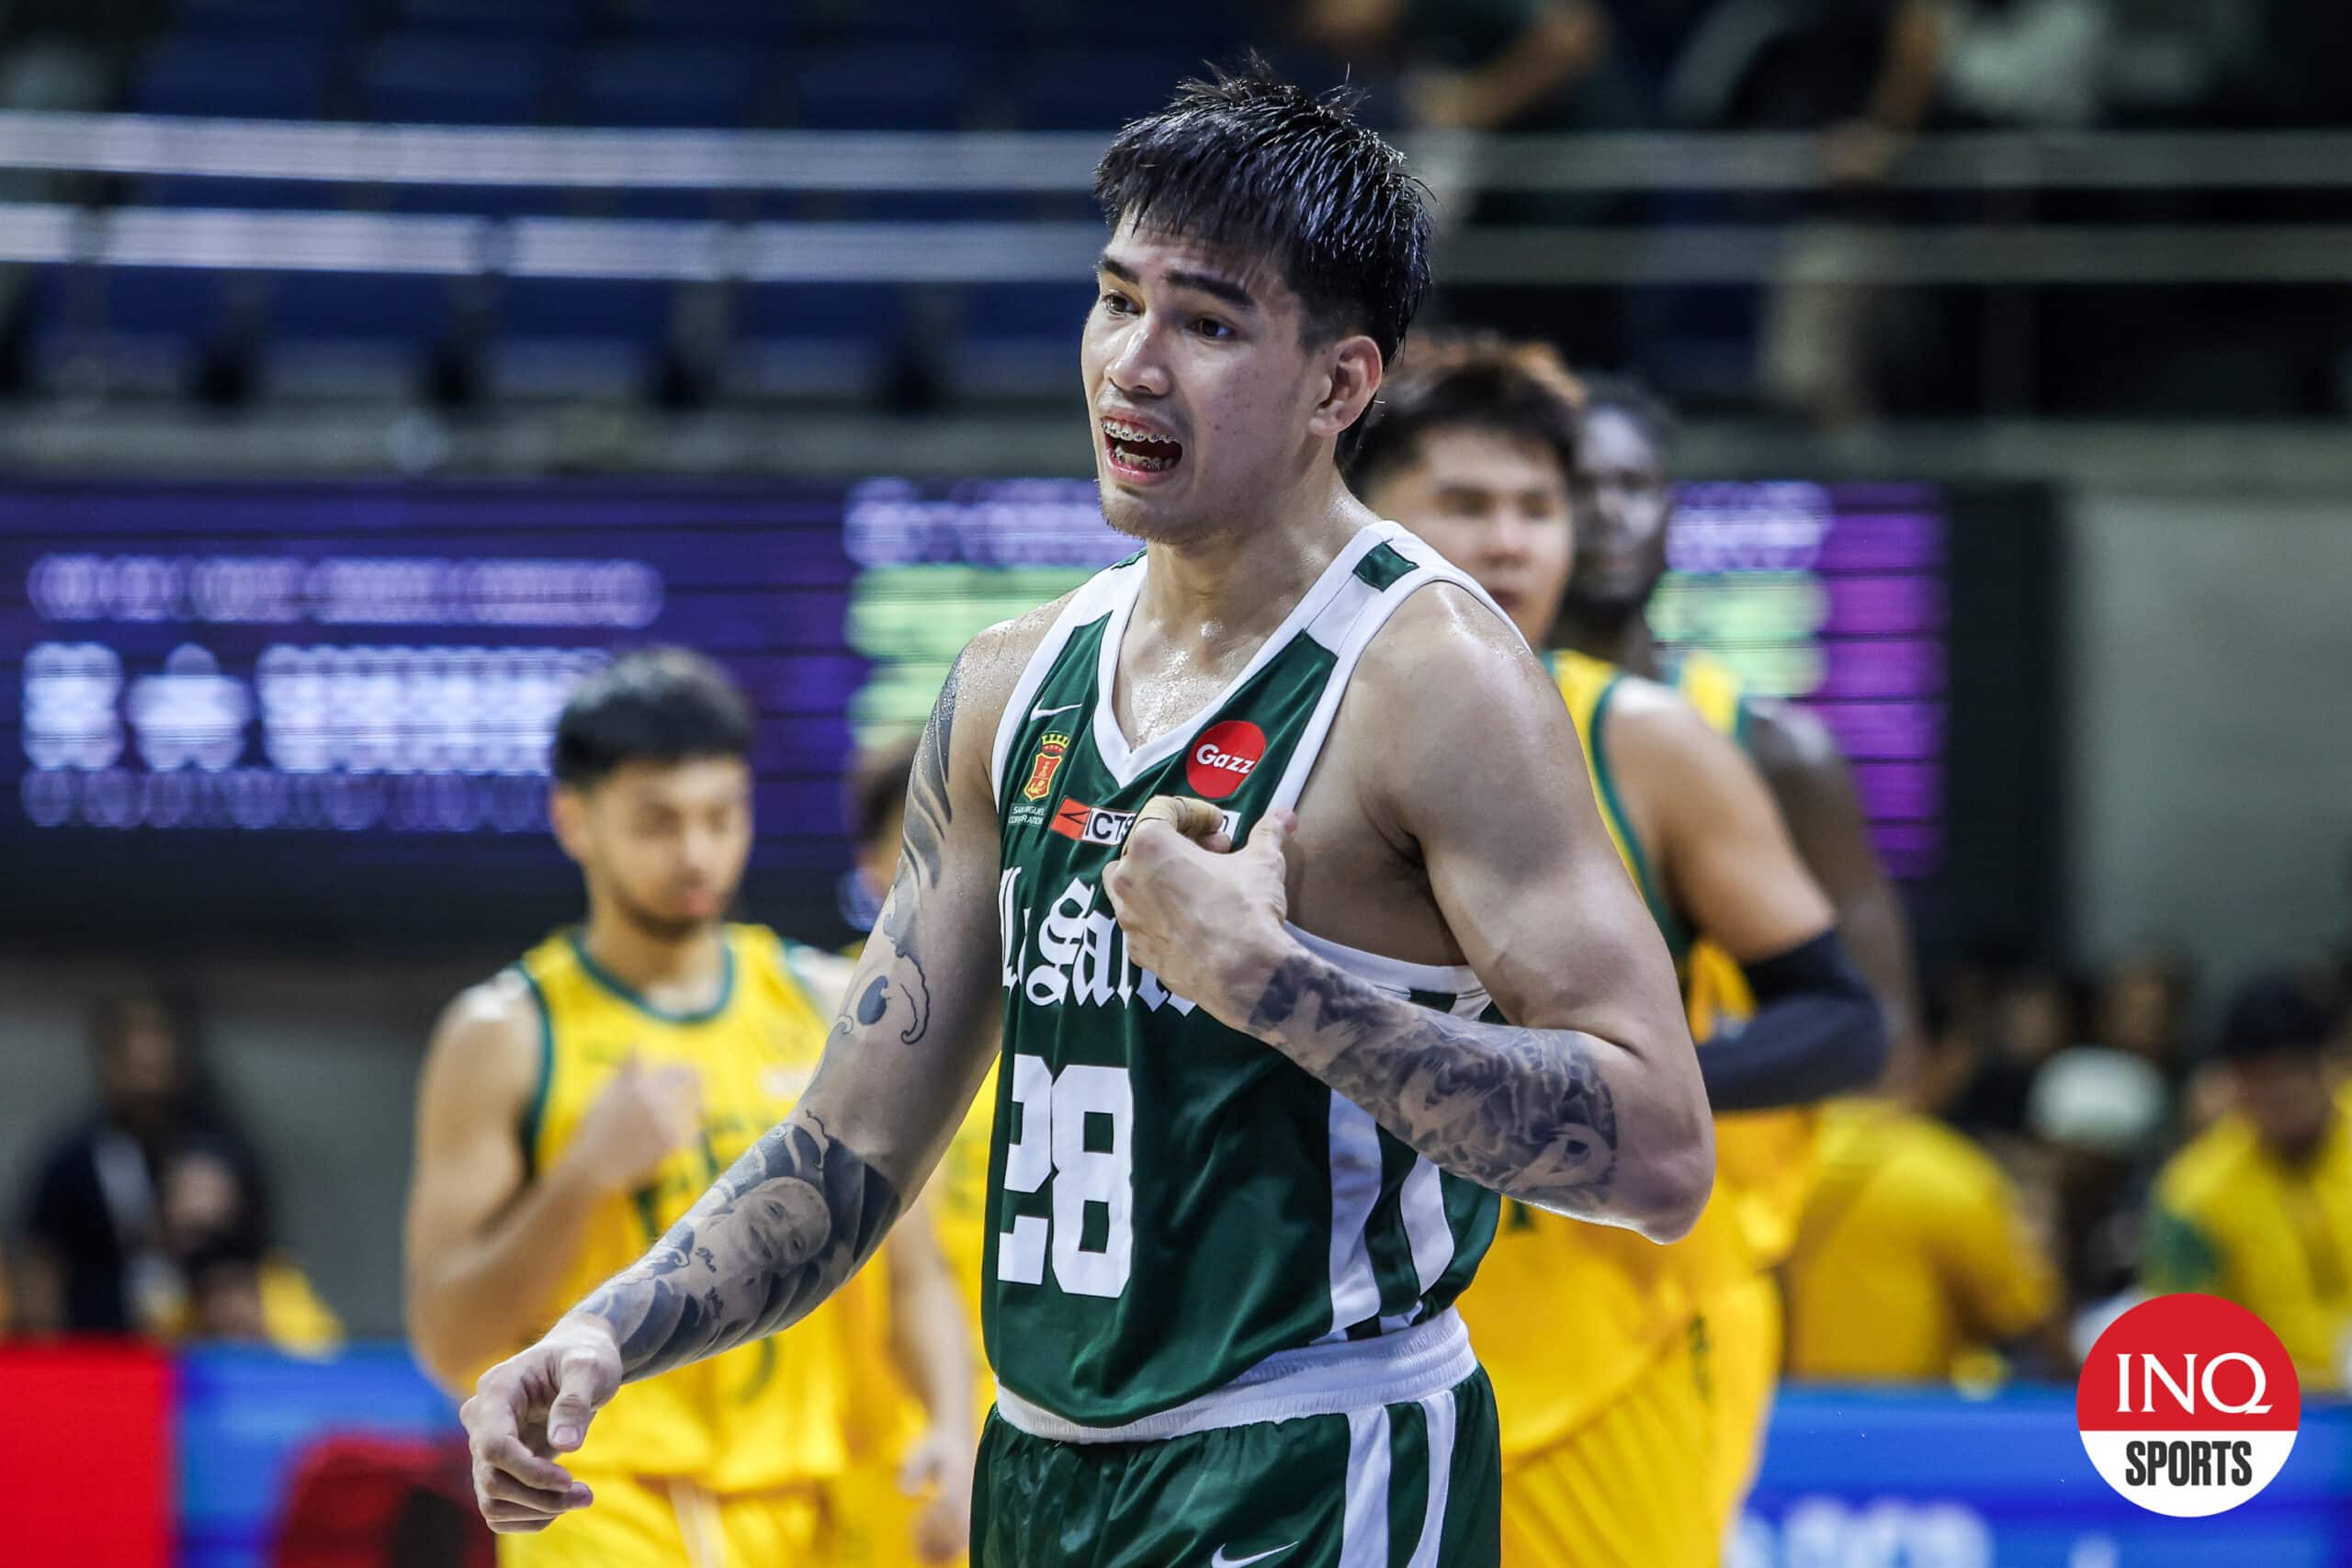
{"left": 175, "top": 1349, "right": 2351, "bottom": 1568}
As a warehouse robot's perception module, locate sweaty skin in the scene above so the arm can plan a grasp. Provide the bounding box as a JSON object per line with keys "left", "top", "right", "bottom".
{"left": 458, "top": 221, "right": 1710, "bottom": 1539}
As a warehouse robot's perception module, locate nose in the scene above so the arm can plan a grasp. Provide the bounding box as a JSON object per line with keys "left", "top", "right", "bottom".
{"left": 1103, "top": 312, "right": 1170, "bottom": 400}
{"left": 1487, "top": 513, "right": 1534, "bottom": 565}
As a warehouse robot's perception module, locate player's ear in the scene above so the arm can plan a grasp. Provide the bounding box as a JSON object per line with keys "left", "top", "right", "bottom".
{"left": 548, "top": 784, "right": 591, "bottom": 864}
{"left": 1310, "top": 333, "right": 1384, "bottom": 446}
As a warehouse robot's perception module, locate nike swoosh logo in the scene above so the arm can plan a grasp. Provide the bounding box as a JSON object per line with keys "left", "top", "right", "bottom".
{"left": 1209, "top": 1547, "right": 1296, "bottom": 1568}
{"left": 1031, "top": 702, "right": 1084, "bottom": 721}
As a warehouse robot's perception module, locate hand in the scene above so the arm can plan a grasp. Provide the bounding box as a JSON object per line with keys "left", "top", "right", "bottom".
{"left": 898, "top": 1420, "right": 977, "bottom": 1563}
{"left": 460, "top": 1316, "right": 620, "bottom": 1533}
{"left": 1102, "top": 802, "right": 1298, "bottom": 1029}
{"left": 561, "top": 1058, "right": 702, "bottom": 1196}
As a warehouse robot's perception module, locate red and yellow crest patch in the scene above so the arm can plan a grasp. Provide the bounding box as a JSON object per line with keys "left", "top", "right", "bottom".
{"left": 1022, "top": 731, "right": 1071, "bottom": 802}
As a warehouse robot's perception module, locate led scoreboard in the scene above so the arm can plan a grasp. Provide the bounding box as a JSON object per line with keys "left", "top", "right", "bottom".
{"left": 1652, "top": 482, "right": 1948, "bottom": 878}
{"left": 1, "top": 477, "right": 1994, "bottom": 952}
{"left": 0, "top": 482, "right": 858, "bottom": 946}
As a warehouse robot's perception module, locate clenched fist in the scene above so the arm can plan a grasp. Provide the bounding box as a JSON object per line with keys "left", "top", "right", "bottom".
{"left": 1102, "top": 801, "right": 1299, "bottom": 1029}
{"left": 561, "top": 1058, "right": 702, "bottom": 1197}
{"left": 461, "top": 1315, "right": 620, "bottom": 1532}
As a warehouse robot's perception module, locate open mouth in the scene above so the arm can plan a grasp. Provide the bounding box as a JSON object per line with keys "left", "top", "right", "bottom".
{"left": 1102, "top": 416, "right": 1184, "bottom": 478}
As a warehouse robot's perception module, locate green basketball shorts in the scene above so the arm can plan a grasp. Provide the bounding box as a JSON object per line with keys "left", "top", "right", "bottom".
{"left": 973, "top": 1363, "right": 1499, "bottom": 1567}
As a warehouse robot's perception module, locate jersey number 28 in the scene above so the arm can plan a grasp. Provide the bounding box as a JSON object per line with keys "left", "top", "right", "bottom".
{"left": 996, "top": 1053, "right": 1132, "bottom": 1298}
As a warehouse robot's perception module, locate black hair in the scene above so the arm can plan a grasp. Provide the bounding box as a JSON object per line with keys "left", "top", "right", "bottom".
{"left": 1345, "top": 332, "right": 1585, "bottom": 499}
{"left": 551, "top": 648, "right": 752, "bottom": 789}
{"left": 1094, "top": 56, "right": 1431, "bottom": 459}
{"left": 2211, "top": 973, "right": 2340, "bottom": 1065}
{"left": 1577, "top": 374, "right": 1679, "bottom": 462}
{"left": 842, "top": 735, "right": 920, "bottom": 852}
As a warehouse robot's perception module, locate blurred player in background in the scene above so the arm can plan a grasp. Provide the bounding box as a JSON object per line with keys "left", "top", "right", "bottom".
{"left": 458, "top": 64, "right": 1715, "bottom": 1566}
{"left": 834, "top": 737, "right": 993, "bottom": 1567}
{"left": 403, "top": 649, "right": 973, "bottom": 1567}
{"left": 2141, "top": 974, "right": 2352, "bottom": 1390}
{"left": 1351, "top": 335, "right": 1888, "bottom": 1564}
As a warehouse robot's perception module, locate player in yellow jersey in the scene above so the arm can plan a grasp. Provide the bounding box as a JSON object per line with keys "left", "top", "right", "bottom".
{"left": 1553, "top": 375, "right": 1925, "bottom": 1530}
{"left": 403, "top": 649, "right": 973, "bottom": 1567}
{"left": 828, "top": 738, "right": 995, "bottom": 1565}
{"left": 1351, "top": 336, "right": 1890, "bottom": 1566}
{"left": 2142, "top": 975, "right": 2352, "bottom": 1390}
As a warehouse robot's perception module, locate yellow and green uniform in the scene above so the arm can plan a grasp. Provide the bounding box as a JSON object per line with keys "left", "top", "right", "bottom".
{"left": 2141, "top": 1085, "right": 2352, "bottom": 1391}
{"left": 1783, "top": 1098, "right": 2057, "bottom": 1382}
{"left": 835, "top": 1044, "right": 999, "bottom": 1568}
{"left": 1464, "top": 649, "right": 1799, "bottom": 1566}
{"left": 501, "top": 923, "right": 876, "bottom": 1568}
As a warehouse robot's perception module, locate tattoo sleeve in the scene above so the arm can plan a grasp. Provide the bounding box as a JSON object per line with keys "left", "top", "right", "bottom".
{"left": 576, "top": 653, "right": 969, "bottom": 1382}
{"left": 580, "top": 1111, "right": 900, "bottom": 1381}
{"left": 1248, "top": 952, "right": 1622, "bottom": 1218}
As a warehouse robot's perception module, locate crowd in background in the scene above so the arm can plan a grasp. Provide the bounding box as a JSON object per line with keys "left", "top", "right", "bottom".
{"left": 0, "top": 0, "right": 2346, "bottom": 424}
{"left": 7, "top": 831, "right": 2349, "bottom": 1393}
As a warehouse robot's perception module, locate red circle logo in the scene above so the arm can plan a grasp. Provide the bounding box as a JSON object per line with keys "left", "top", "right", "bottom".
{"left": 2076, "top": 1293, "right": 2301, "bottom": 1517}
{"left": 1185, "top": 719, "right": 1266, "bottom": 800}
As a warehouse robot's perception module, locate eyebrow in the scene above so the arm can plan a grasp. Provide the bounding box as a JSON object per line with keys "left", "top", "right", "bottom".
{"left": 1096, "top": 252, "right": 1259, "bottom": 313}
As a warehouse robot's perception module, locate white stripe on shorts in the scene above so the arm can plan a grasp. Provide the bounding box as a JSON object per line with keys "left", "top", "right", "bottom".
{"left": 1405, "top": 1389, "right": 1458, "bottom": 1568}
{"left": 1341, "top": 1405, "right": 1392, "bottom": 1568}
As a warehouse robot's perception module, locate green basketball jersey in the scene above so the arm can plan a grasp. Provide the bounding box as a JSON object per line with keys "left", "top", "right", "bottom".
{"left": 981, "top": 522, "right": 1507, "bottom": 1428}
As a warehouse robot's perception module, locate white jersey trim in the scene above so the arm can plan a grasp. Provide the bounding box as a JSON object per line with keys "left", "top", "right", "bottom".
{"left": 988, "top": 563, "right": 1136, "bottom": 808}
{"left": 991, "top": 1306, "right": 1476, "bottom": 1445}
{"left": 1085, "top": 525, "right": 1395, "bottom": 790}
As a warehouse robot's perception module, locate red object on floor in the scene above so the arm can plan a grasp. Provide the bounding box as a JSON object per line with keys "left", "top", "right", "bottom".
{"left": 271, "top": 1433, "right": 494, "bottom": 1568}
{"left": 0, "top": 1340, "right": 175, "bottom": 1568}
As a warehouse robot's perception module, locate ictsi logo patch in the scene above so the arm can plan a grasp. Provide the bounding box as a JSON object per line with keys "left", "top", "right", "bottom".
{"left": 2076, "top": 1292, "right": 2300, "bottom": 1517}
{"left": 1186, "top": 719, "right": 1265, "bottom": 800}
{"left": 1051, "top": 799, "right": 1239, "bottom": 846}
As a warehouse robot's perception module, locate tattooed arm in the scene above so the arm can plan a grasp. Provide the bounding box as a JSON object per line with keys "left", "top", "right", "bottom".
{"left": 1106, "top": 585, "right": 1711, "bottom": 1239}
{"left": 460, "top": 608, "right": 1054, "bottom": 1535}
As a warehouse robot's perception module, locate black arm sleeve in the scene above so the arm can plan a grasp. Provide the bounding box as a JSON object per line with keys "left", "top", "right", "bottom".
{"left": 1696, "top": 927, "right": 1889, "bottom": 1112}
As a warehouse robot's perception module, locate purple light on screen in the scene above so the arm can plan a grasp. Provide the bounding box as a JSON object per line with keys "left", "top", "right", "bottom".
{"left": 1849, "top": 761, "right": 1943, "bottom": 821}
{"left": 1823, "top": 574, "right": 1945, "bottom": 637}
{"left": 1811, "top": 640, "right": 1946, "bottom": 700}
{"left": 1814, "top": 702, "right": 1944, "bottom": 761}
{"left": 1814, "top": 513, "right": 1943, "bottom": 572}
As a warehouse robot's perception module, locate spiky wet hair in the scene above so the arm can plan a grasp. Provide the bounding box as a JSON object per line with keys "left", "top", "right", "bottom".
{"left": 1094, "top": 57, "right": 1432, "bottom": 457}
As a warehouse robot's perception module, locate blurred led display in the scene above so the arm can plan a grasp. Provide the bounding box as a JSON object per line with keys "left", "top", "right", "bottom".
{"left": 1653, "top": 483, "right": 1948, "bottom": 877}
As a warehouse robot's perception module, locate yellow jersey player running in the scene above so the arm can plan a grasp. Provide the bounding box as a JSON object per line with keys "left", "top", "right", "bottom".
{"left": 1351, "top": 337, "right": 1893, "bottom": 1566}
{"left": 403, "top": 649, "right": 973, "bottom": 1567}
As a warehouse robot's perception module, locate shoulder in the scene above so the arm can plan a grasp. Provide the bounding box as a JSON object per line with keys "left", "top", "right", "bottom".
{"left": 422, "top": 970, "right": 543, "bottom": 1104}
{"left": 778, "top": 939, "right": 855, "bottom": 1012}
{"left": 2155, "top": 1118, "right": 2258, "bottom": 1216}
{"left": 1354, "top": 579, "right": 1547, "bottom": 714}
{"left": 1598, "top": 667, "right": 1753, "bottom": 792}
{"left": 1739, "top": 694, "right": 1844, "bottom": 783}
{"left": 944, "top": 589, "right": 1087, "bottom": 764}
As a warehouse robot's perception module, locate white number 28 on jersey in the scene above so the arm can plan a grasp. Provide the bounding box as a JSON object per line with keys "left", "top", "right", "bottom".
{"left": 995, "top": 1053, "right": 1133, "bottom": 1298}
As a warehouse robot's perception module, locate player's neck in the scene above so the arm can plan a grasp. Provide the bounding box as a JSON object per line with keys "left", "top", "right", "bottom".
{"left": 578, "top": 913, "right": 729, "bottom": 1011}
{"left": 1555, "top": 608, "right": 1661, "bottom": 678}
{"left": 1135, "top": 479, "right": 1366, "bottom": 650}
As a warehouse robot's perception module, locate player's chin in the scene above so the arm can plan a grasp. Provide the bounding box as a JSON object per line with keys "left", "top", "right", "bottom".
{"left": 1098, "top": 481, "right": 1206, "bottom": 546}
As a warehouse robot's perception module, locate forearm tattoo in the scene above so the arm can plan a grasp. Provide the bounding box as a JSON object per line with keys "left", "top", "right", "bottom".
{"left": 1249, "top": 953, "right": 1620, "bottom": 1217}
{"left": 578, "top": 657, "right": 966, "bottom": 1380}
{"left": 580, "top": 1111, "right": 900, "bottom": 1382}
{"left": 841, "top": 649, "right": 961, "bottom": 1050}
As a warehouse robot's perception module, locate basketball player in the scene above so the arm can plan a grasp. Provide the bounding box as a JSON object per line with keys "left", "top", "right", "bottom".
{"left": 1348, "top": 337, "right": 1897, "bottom": 1562}
{"left": 460, "top": 63, "right": 1714, "bottom": 1564}
{"left": 404, "top": 649, "right": 974, "bottom": 1566}
{"left": 833, "top": 738, "right": 993, "bottom": 1567}
{"left": 1558, "top": 373, "right": 1924, "bottom": 1528}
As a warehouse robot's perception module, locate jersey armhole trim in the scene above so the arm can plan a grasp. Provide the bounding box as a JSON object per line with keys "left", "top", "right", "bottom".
{"left": 1588, "top": 680, "right": 1691, "bottom": 957}
{"left": 513, "top": 962, "right": 556, "bottom": 1182}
